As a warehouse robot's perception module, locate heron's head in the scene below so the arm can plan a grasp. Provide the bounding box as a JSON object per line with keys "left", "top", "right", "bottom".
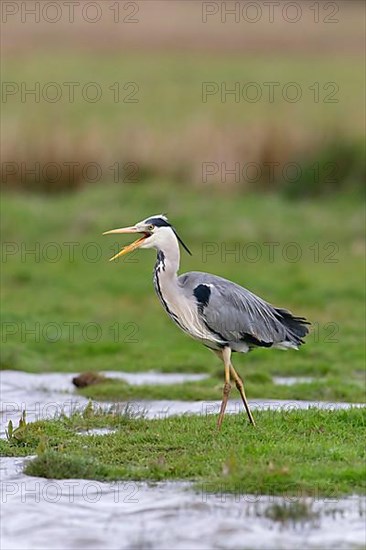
{"left": 103, "top": 214, "right": 191, "bottom": 261}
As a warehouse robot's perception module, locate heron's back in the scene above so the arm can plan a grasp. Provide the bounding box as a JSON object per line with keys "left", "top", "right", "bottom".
{"left": 177, "top": 271, "right": 310, "bottom": 352}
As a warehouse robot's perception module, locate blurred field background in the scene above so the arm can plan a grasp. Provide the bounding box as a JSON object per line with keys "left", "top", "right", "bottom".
{"left": 1, "top": 1, "right": 365, "bottom": 402}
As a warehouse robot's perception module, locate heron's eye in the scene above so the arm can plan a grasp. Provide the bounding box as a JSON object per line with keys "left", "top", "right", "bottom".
{"left": 148, "top": 224, "right": 154, "bottom": 232}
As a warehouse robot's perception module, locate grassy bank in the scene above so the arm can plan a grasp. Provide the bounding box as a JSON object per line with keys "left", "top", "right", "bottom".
{"left": 76, "top": 374, "right": 365, "bottom": 404}
{"left": 1, "top": 406, "right": 365, "bottom": 497}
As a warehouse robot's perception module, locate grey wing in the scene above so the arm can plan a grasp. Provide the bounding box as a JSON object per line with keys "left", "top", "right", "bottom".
{"left": 178, "top": 271, "right": 309, "bottom": 349}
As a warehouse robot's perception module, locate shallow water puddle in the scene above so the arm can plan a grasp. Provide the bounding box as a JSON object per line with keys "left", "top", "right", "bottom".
{"left": 1, "top": 370, "right": 364, "bottom": 438}
{"left": 273, "top": 376, "right": 315, "bottom": 386}
{"left": 1, "top": 456, "right": 365, "bottom": 550}
{"left": 109, "top": 371, "right": 209, "bottom": 385}
{"left": 0, "top": 370, "right": 205, "bottom": 437}
{"left": 75, "top": 428, "right": 117, "bottom": 436}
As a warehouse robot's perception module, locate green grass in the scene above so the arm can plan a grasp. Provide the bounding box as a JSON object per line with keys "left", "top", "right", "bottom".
{"left": 1, "top": 406, "right": 365, "bottom": 497}
{"left": 1, "top": 182, "right": 365, "bottom": 404}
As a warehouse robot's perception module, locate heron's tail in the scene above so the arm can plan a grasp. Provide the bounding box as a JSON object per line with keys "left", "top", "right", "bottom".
{"left": 275, "top": 308, "right": 310, "bottom": 346}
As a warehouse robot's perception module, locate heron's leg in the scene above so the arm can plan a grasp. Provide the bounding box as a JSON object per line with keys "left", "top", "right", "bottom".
{"left": 230, "top": 364, "right": 256, "bottom": 427}
{"left": 217, "top": 347, "right": 232, "bottom": 430}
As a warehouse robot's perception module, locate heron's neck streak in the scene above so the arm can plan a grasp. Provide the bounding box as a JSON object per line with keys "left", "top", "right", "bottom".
{"left": 154, "top": 231, "right": 181, "bottom": 281}
{"left": 152, "top": 230, "right": 190, "bottom": 334}
{"left": 153, "top": 231, "right": 182, "bottom": 316}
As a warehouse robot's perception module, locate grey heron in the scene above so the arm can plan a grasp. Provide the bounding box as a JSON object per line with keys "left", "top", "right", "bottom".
{"left": 104, "top": 214, "right": 310, "bottom": 428}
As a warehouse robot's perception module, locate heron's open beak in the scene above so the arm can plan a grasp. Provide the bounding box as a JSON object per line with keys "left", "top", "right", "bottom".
{"left": 103, "top": 226, "right": 149, "bottom": 261}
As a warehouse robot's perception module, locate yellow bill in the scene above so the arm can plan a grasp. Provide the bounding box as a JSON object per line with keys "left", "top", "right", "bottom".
{"left": 103, "top": 226, "right": 148, "bottom": 262}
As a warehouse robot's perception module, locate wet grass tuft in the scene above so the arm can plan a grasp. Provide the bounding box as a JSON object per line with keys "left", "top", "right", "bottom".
{"left": 264, "top": 500, "right": 319, "bottom": 524}
{"left": 25, "top": 450, "right": 111, "bottom": 480}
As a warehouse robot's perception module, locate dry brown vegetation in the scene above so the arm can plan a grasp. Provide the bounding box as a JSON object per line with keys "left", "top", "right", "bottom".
{"left": 1, "top": 1, "right": 364, "bottom": 195}
{"left": 2, "top": 1, "right": 365, "bottom": 57}
{"left": 2, "top": 120, "right": 364, "bottom": 194}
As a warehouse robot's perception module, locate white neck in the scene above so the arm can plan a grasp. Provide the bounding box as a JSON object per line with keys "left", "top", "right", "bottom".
{"left": 153, "top": 228, "right": 181, "bottom": 279}
{"left": 152, "top": 228, "right": 202, "bottom": 338}
{"left": 152, "top": 227, "right": 191, "bottom": 333}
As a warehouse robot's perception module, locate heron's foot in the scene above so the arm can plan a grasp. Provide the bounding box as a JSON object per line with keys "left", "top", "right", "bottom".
{"left": 217, "top": 382, "right": 232, "bottom": 430}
